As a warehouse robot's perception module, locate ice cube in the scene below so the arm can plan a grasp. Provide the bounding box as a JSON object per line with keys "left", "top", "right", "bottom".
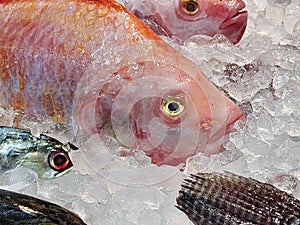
{"left": 106, "top": 165, "right": 181, "bottom": 193}
{"left": 138, "top": 210, "right": 161, "bottom": 225}
{"left": 111, "top": 187, "right": 166, "bottom": 223}
{"left": 0, "top": 168, "right": 38, "bottom": 191}
{"left": 161, "top": 192, "right": 194, "bottom": 225}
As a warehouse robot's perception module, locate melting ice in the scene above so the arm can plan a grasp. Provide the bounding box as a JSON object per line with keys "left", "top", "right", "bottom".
{"left": 0, "top": 0, "right": 300, "bottom": 224}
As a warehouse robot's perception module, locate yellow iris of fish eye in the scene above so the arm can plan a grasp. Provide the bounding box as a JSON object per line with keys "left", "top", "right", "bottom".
{"left": 181, "top": 0, "right": 200, "bottom": 15}
{"left": 161, "top": 95, "right": 185, "bottom": 117}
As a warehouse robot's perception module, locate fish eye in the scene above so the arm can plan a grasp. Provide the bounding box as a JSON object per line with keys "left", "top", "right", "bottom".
{"left": 180, "top": 0, "right": 200, "bottom": 15}
{"left": 48, "top": 151, "right": 72, "bottom": 172}
{"left": 161, "top": 95, "right": 185, "bottom": 117}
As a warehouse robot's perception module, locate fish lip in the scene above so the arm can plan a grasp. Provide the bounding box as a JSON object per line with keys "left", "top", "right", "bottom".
{"left": 220, "top": 11, "right": 248, "bottom": 30}
{"left": 225, "top": 113, "right": 246, "bottom": 133}
{"left": 202, "top": 112, "right": 244, "bottom": 156}
{"left": 220, "top": 1, "right": 248, "bottom": 30}
{"left": 209, "top": 113, "right": 245, "bottom": 145}
{"left": 219, "top": 2, "right": 248, "bottom": 44}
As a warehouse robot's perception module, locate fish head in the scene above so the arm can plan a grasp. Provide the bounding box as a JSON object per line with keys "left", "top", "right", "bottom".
{"left": 125, "top": 0, "right": 248, "bottom": 44}
{"left": 77, "top": 49, "right": 245, "bottom": 166}
{"left": 10, "top": 133, "right": 75, "bottom": 178}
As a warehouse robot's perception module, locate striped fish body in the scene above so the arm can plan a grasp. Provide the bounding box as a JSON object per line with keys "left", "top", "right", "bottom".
{"left": 177, "top": 172, "right": 300, "bottom": 225}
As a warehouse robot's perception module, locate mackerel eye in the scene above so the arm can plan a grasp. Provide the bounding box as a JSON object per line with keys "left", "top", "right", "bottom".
{"left": 161, "top": 95, "right": 185, "bottom": 117}
{"left": 48, "top": 151, "right": 72, "bottom": 172}
{"left": 180, "top": 0, "right": 200, "bottom": 15}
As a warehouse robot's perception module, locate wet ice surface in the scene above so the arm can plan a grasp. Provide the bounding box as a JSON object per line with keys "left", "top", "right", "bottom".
{"left": 0, "top": 0, "right": 300, "bottom": 224}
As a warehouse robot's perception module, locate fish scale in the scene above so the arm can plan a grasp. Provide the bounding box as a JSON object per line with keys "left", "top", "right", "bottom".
{"left": 177, "top": 194, "right": 248, "bottom": 224}
{"left": 176, "top": 172, "right": 300, "bottom": 225}
{"left": 0, "top": 0, "right": 245, "bottom": 166}
{"left": 186, "top": 175, "right": 279, "bottom": 218}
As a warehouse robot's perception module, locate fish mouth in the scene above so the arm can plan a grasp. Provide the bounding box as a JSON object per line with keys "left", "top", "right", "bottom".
{"left": 219, "top": 2, "right": 248, "bottom": 44}
{"left": 224, "top": 113, "right": 246, "bottom": 134}
{"left": 223, "top": 1, "right": 247, "bottom": 24}
{"left": 204, "top": 110, "right": 245, "bottom": 155}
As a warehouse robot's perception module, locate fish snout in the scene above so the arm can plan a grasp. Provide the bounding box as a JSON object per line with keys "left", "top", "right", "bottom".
{"left": 223, "top": 96, "right": 245, "bottom": 134}
{"left": 219, "top": 1, "right": 248, "bottom": 44}
{"left": 203, "top": 95, "right": 245, "bottom": 156}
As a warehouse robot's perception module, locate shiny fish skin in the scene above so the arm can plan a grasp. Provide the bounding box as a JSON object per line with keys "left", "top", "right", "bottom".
{"left": 0, "top": 0, "right": 245, "bottom": 166}
{"left": 176, "top": 172, "right": 300, "bottom": 225}
{"left": 0, "top": 188, "right": 86, "bottom": 225}
{"left": 0, "top": 126, "right": 76, "bottom": 178}
{"left": 121, "top": 0, "right": 248, "bottom": 44}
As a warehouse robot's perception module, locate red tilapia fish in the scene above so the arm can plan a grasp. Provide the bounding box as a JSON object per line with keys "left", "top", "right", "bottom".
{"left": 121, "top": 0, "right": 248, "bottom": 44}
{"left": 0, "top": 0, "right": 245, "bottom": 166}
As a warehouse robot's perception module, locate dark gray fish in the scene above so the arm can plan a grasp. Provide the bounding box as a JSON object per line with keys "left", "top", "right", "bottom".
{"left": 0, "top": 188, "right": 86, "bottom": 225}
{"left": 176, "top": 172, "right": 300, "bottom": 225}
{"left": 0, "top": 126, "right": 77, "bottom": 178}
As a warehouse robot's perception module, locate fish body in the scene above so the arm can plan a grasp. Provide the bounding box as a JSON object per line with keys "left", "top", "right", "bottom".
{"left": 0, "top": 0, "right": 244, "bottom": 166}
{"left": 0, "top": 188, "right": 86, "bottom": 225}
{"left": 121, "top": 0, "right": 248, "bottom": 44}
{"left": 176, "top": 172, "right": 300, "bottom": 225}
{"left": 0, "top": 126, "right": 75, "bottom": 178}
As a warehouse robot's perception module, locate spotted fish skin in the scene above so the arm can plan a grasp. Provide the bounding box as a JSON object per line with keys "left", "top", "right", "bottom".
{"left": 0, "top": 188, "right": 86, "bottom": 225}
{"left": 176, "top": 172, "right": 300, "bottom": 225}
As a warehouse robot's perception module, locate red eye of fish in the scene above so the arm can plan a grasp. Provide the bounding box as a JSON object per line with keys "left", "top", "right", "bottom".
{"left": 48, "top": 151, "right": 72, "bottom": 172}
{"left": 180, "top": 0, "right": 200, "bottom": 15}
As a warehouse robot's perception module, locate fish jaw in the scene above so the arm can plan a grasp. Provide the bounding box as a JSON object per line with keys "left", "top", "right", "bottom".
{"left": 219, "top": 1, "right": 248, "bottom": 44}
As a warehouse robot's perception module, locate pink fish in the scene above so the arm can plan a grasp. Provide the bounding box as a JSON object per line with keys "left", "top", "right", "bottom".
{"left": 122, "top": 0, "right": 248, "bottom": 44}
{"left": 0, "top": 0, "right": 245, "bottom": 166}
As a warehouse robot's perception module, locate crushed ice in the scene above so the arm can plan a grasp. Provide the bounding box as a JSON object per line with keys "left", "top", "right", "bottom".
{"left": 0, "top": 0, "right": 299, "bottom": 224}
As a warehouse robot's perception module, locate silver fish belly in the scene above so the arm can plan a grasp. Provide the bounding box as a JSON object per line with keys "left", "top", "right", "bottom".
{"left": 176, "top": 172, "right": 300, "bottom": 225}
{"left": 0, "top": 126, "right": 76, "bottom": 178}
{"left": 0, "top": 188, "right": 86, "bottom": 225}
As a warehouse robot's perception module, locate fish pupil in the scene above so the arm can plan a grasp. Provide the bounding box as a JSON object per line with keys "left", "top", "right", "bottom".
{"left": 186, "top": 3, "right": 196, "bottom": 12}
{"left": 168, "top": 102, "right": 179, "bottom": 112}
{"left": 48, "top": 151, "right": 72, "bottom": 172}
{"left": 53, "top": 154, "right": 67, "bottom": 166}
